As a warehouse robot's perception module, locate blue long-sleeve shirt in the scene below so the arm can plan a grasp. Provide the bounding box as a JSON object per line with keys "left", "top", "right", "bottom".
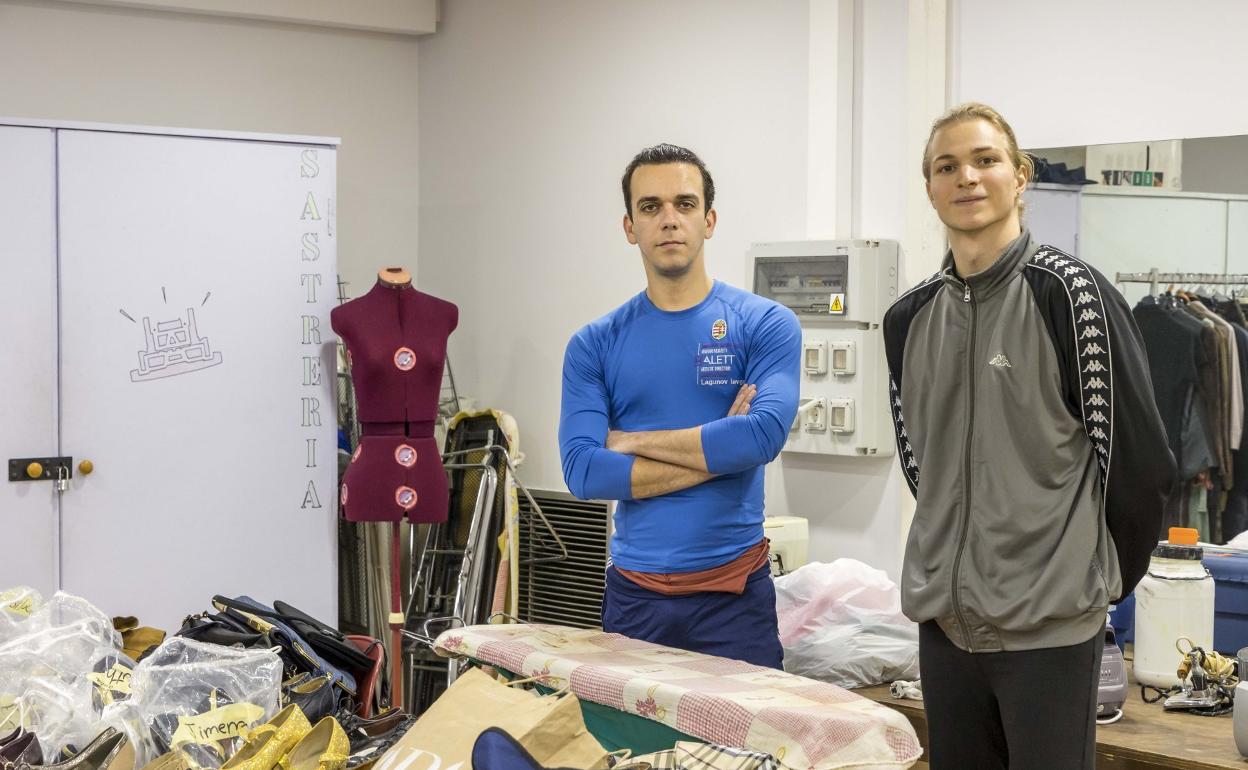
{"left": 559, "top": 280, "right": 800, "bottom": 572}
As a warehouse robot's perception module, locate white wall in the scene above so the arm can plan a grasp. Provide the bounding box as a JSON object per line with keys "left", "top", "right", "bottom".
{"left": 71, "top": 0, "right": 437, "bottom": 34}
{"left": 0, "top": 0, "right": 420, "bottom": 296}
{"left": 418, "top": 1, "right": 809, "bottom": 480}
{"left": 420, "top": 0, "right": 926, "bottom": 560}
{"left": 952, "top": 0, "right": 1248, "bottom": 148}
{"left": 418, "top": 0, "right": 1248, "bottom": 580}
{"left": 764, "top": 0, "right": 913, "bottom": 577}
{"left": 418, "top": 0, "right": 928, "bottom": 579}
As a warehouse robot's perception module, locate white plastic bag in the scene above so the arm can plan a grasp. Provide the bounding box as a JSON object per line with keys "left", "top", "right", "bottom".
{"left": 0, "top": 587, "right": 44, "bottom": 644}
{"left": 0, "top": 591, "right": 122, "bottom": 758}
{"left": 774, "top": 559, "right": 919, "bottom": 688}
{"left": 128, "top": 637, "right": 282, "bottom": 769}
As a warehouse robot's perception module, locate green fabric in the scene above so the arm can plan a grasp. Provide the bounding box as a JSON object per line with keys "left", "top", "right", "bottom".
{"left": 490, "top": 662, "right": 694, "bottom": 755}
{"left": 578, "top": 699, "right": 695, "bottom": 755}
{"left": 1190, "top": 482, "right": 1210, "bottom": 542}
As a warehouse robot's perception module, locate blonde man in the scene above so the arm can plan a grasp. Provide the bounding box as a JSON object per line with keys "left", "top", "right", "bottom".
{"left": 883, "top": 104, "right": 1174, "bottom": 769}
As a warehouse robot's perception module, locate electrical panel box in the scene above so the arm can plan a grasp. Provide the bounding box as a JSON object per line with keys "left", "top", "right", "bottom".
{"left": 749, "top": 239, "right": 899, "bottom": 457}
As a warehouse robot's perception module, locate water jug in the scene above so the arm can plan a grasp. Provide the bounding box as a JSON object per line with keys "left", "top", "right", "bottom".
{"left": 1133, "top": 527, "right": 1214, "bottom": 689}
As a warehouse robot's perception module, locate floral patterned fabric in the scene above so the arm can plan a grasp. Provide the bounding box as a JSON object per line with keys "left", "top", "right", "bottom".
{"left": 434, "top": 624, "right": 919, "bottom": 770}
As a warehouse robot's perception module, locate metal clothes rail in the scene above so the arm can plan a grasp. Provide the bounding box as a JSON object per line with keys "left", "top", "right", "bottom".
{"left": 1115, "top": 269, "right": 1248, "bottom": 296}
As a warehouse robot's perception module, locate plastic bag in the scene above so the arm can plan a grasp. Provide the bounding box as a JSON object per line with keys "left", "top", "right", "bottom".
{"left": 774, "top": 559, "right": 919, "bottom": 688}
{"left": 0, "top": 618, "right": 118, "bottom": 679}
{"left": 88, "top": 647, "right": 137, "bottom": 712}
{"left": 0, "top": 592, "right": 122, "bottom": 758}
{"left": 12, "top": 591, "right": 119, "bottom": 656}
{"left": 6, "top": 674, "right": 100, "bottom": 759}
{"left": 0, "top": 587, "right": 44, "bottom": 644}
{"left": 128, "top": 637, "right": 282, "bottom": 769}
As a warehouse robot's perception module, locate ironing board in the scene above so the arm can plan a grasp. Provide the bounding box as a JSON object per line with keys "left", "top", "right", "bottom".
{"left": 433, "top": 624, "right": 921, "bottom": 770}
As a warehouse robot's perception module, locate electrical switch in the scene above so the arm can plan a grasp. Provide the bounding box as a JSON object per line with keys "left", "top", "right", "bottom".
{"left": 803, "top": 398, "right": 827, "bottom": 432}
{"left": 830, "top": 341, "right": 856, "bottom": 376}
{"left": 803, "top": 340, "right": 828, "bottom": 375}
{"left": 828, "top": 398, "right": 855, "bottom": 434}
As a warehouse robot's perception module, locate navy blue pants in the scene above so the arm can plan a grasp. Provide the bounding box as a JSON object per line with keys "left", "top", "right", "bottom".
{"left": 601, "top": 562, "right": 784, "bottom": 669}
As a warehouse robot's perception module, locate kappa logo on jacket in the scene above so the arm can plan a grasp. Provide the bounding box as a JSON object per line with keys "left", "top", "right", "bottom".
{"left": 1028, "top": 246, "right": 1113, "bottom": 475}
{"left": 988, "top": 353, "right": 1012, "bottom": 368}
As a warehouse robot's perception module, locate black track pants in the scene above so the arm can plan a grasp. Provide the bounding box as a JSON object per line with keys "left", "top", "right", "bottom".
{"left": 919, "top": 620, "right": 1104, "bottom": 770}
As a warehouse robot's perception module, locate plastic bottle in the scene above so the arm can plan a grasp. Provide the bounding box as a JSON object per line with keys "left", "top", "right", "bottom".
{"left": 1133, "top": 527, "right": 1215, "bottom": 689}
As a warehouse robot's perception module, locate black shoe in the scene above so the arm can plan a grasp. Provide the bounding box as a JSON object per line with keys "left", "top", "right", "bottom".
{"left": 283, "top": 674, "right": 336, "bottom": 724}
{"left": 0, "top": 732, "right": 41, "bottom": 770}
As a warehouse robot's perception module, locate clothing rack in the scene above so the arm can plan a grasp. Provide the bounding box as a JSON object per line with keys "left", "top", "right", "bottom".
{"left": 1116, "top": 269, "right": 1248, "bottom": 297}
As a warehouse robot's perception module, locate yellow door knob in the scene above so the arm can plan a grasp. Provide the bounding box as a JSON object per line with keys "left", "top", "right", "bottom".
{"left": 26, "top": 462, "right": 43, "bottom": 479}
{"left": 78, "top": 460, "right": 94, "bottom": 475}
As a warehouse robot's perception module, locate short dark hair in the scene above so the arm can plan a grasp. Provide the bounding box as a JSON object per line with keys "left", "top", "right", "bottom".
{"left": 621, "top": 144, "right": 715, "bottom": 217}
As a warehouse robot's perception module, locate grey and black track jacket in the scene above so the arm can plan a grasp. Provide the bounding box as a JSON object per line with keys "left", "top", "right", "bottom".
{"left": 883, "top": 232, "right": 1175, "bottom": 652}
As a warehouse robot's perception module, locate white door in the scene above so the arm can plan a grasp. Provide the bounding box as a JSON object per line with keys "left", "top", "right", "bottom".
{"left": 56, "top": 130, "right": 338, "bottom": 631}
{"left": 0, "top": 127, "right": 58, "bottom": 595}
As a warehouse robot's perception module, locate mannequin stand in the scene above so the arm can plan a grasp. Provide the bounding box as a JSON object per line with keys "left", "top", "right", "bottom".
{"left": 390, "top": 522, "right": 403, "bottom": 702}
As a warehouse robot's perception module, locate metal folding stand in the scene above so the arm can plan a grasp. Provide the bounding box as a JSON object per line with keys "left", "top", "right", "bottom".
{"left": 398, "top": 419, "right": 567, "bottom": 713}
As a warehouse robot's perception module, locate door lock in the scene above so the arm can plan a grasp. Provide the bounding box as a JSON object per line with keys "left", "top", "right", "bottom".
{"left": 8, "top": 456, "right": 74, "bottom": 483}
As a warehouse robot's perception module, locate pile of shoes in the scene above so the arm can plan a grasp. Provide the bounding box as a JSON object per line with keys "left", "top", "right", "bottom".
{"left": 338, "top": 710, "right": 415, "bottom": 770}
{"left": 0, "top": 589, "right": 417, "bottom": 770}
{"left": 216, "top": 705, "right": 346, "bottom": 770}
{"left": 176, "top": 596, "right": 374, "bottom": 715}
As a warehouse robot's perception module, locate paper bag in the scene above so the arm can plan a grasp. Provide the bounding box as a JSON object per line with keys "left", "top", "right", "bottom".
{"left": 375, "top": 668, "right": 611, "bottom": 770}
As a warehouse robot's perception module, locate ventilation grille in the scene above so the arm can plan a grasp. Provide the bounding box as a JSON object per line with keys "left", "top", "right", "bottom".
{"left": 517, "top": 489, "right": 610, "bottom": 629}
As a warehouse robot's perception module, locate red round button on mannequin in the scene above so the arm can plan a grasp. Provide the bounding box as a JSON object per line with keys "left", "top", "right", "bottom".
{"left": 395, "top": 445, "right": 417, "bottom": 468}
{"left": 331, "top": 269, "right": 457, "bottom": 523}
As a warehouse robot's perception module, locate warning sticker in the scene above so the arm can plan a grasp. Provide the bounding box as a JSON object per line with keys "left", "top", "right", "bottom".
{"left": 829, "top": 293, "right": 845, "bottom": 314}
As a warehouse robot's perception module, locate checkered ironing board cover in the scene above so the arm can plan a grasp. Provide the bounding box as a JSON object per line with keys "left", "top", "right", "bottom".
{"left": 433, "top": 624, "right": 920, "bottom": 769}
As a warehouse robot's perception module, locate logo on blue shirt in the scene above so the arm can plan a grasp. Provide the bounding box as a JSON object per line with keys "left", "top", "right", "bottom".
{"left": 698, "top": 342, "right": 743, "bottom": 386}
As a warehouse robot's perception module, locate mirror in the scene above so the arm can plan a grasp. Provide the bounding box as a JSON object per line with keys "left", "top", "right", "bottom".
{"left": 1023, "top": 135, "right": 1248, "bottom": 305}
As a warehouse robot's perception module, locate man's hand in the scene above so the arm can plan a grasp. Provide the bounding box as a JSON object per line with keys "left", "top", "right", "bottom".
{"left": 727, "top": 383, "right": 756, "bottom": 417}
{"left": 606, "top": 427, "right": 629, "bottom": 454}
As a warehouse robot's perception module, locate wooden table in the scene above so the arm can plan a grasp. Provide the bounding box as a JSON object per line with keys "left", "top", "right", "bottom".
{"left": 857, "top": 666, "right": 1245, "bottom": 769}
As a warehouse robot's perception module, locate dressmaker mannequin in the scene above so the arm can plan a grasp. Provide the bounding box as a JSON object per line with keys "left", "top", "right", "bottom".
{"left": 331, "top": 267, "right": 458, "bottom": 524}
{"left": 332, "top": 266, "right": 458, "bottom": 700}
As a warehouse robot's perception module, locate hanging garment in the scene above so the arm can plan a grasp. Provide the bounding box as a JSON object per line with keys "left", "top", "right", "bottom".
{"left": 1134, "top": 297, "right": 1215, "bottom": 480}
{"left": 1190, "top": 301, "right": 1243, "bottom": 452}
{"left": 1189, "top": 478, "right": 1211, "bottom": 542}
{"left": 1218, "top": 298, "right": 1248, "bottom": 326}
{"left": 1210, "top": 299, "right": 1248, "bottom": 540}
{"left": 1183, "top": 305, "right": 1230, "bottom": 485}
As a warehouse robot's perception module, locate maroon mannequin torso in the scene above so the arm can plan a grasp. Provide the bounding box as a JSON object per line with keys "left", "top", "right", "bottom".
{"left": 331, "top": 282, "right": 458, "bottom": 523}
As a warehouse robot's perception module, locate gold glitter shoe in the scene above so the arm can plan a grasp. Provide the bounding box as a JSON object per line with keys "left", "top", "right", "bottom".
{"left": 135, "top": 751, "right": 186, "bottom": 770}
{"left": 221, "top": 706, "right": 311, "bottom": 770}
{"left": 279, "top": 718, "right": 348, "bottom": 770}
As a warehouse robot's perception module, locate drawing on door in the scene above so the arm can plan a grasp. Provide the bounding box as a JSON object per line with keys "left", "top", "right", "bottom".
{"left": 123, "top": 288, "right": 223, "bottom": 382}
